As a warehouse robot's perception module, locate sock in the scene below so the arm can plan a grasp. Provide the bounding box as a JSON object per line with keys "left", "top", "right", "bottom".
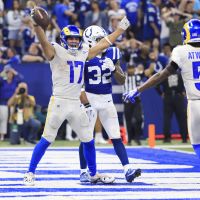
{"left": 80, "top": 169, "right": 88, "bottom": 174}
{"left": 112, "top": 138, "right": 129, "bottom": 166}
{"left": 124, "top": 164, "right": 131, "bottom": 174}
{"left": 192, "top": 144, "right": 200, "bottom": 159}
{"left": 79, "top": 142, "right": 87, "bottom": 170}
{"left": 28, "top": 137, "right": 51, "bottom": 173}
{"left": 82, "top": 139, "right": 96, "bottom": 176}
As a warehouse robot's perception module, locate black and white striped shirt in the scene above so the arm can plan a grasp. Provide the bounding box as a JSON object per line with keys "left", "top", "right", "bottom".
{"left": 123, "top": 72, "right": 144, "bottom": 93}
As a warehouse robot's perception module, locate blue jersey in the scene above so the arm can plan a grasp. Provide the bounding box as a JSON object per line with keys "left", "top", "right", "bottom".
{"left": 143, "top": 2, "right": 161, "bottom": 40}
{"left": 121, "top": 0, "right": 140, "bottom": 26}
{"left": 147, "top": 54, "right": 169, "bottom": 73}
{"left": 0, "top": 74, "right": 23, "bottom": 105}
{"left": 154, "top": 55, "right": 169, "bottom": 72}
{"left": 53, "top": 4, "right": 70, "bottom": 29}
{"left": 23, "top": 28, "right": 35, "bottom": 51}
{"left": 84, "top": 47, "right": 121, "bottom": 94}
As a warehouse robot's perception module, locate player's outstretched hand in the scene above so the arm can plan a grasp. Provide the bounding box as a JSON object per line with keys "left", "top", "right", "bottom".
{"left": 103, "top": 58, "right": 115, "bottom": 72}
{"left": 30, "top": 7, "right": 50, "bottom": 30}
{"left": 123, "top": 88, "right": 140, "bottom": 103}
{"left": 118, "top": 16, "right": 130, "bottom": 30}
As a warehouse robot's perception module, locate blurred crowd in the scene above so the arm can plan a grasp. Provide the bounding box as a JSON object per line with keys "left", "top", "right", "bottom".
{"left": 0, "top": 0, "right": 198, "bottom": 64}
{"left": 0, "top": 0, "right": 197, "bottom": 145}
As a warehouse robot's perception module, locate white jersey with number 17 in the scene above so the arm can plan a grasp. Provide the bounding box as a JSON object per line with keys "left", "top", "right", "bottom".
{"left": 49, "top": 42, "right": 89, "bottom": 99}
{"left": 171, "top": 44, "right": 200, "bottom": 100}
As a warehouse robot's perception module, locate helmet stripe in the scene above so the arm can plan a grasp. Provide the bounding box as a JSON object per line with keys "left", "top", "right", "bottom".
{"left": 184, "top": 23, "right": 190, "bottom": 44}
{"left": 63, "top": 27, "right": 71, "bottom": 36}
{"left": 79, "top": 29, "right": 83, "bottom": 37}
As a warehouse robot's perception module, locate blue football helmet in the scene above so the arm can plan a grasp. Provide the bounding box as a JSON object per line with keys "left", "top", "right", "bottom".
{"left": 182, "top": 19, "right": 200, "bottom": 44}
{"left": 60, "top": 25, "right": 83, "bottom": 52}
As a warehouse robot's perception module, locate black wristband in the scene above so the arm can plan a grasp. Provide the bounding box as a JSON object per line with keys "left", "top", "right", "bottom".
{"left": 84, "top": 103, "right": 91, "bottom": 108}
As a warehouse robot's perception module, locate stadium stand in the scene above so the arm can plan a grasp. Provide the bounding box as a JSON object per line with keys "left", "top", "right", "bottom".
{"left": 0, "top": 0, "right": 196, "bottom": 144}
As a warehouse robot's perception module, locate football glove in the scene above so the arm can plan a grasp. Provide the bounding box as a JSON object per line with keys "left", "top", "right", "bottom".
{"left": 123, "top": 88, "right": 141, "bottom": 103}
{"left": 118, "top": 16, "right": 130, "bottom": 30}
{"left": 102, "top": 58, "right": 115, "bottom": 72}
{"left": 84, "top": 103, "right": 96, "bottom": 123}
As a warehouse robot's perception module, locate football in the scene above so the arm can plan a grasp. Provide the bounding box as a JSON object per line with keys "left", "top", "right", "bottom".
{"left": 32, "top": 7, "right": 50, "bottom": 30}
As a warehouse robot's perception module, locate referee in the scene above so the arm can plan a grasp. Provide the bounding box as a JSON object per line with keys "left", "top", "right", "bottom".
{"left": 156, "top": 72, "right": 188, "bottom": 143}
{"left": 123, "top": 65, "right": 144, "bottom": 145}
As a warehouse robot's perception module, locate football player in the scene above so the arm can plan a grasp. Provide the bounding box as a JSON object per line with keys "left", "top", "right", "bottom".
{"left": 23, "top": 8, "right": 130, "bottom": 185}
{"left": 123, "top": 19, "right": 200, "bottom": 159}
{"left": 79, "top": 25, "right": 141, "bottom": 183}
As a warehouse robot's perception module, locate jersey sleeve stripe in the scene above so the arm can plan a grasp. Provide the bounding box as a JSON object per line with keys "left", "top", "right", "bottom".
{"left": 116, "top": 48, "right": 120, "bottom": 59}
{"left": 115, "top": 47, "right": 118, "bottom": 60}
{"left": 113, "top": 47, "right": 116, "bottom": 60}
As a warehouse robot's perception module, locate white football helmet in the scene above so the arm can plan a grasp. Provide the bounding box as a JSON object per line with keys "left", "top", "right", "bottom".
{"left": 83, "top": 25, "right": 107, "bottom": 48}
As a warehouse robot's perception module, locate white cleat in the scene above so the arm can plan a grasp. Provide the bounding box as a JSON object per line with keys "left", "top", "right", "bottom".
{"left": 90, "top": 173, "right": 115, "bottom": 184}
{"left": 80, "top": 172, "right": 90, "bottom": 183}
{"left": 23, "top": 172, "right": 35, "bottom": 186}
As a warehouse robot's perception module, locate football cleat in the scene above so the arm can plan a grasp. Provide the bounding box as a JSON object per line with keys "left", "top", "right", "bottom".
{"left": 80, "top": 172, "right": 90, "bottom": 183}
{"left": 23, "top": 172, "right": 35, "bottom": 186}
{"left": 125, "top": 168, "right": 141, "bottom": 183}
{"left": 90, "top": 173, "right": 115, "bottom": 184}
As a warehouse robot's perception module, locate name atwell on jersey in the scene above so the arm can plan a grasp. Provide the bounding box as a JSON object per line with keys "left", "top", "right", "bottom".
{"left": 188, "top": 51, "right": 200, "bottom": 59}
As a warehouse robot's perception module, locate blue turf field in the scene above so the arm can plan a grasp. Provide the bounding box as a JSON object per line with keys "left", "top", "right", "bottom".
{"left": 0, "top": 147, "right": 199, "bottom": 200}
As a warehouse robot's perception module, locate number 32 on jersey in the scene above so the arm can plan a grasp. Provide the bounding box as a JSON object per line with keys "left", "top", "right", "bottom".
{"left": 88, "top": 64, "right": 111, "bottom": 85}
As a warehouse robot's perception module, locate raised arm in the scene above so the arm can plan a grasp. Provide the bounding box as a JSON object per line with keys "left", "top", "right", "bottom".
{"left": 87, "top": 16, "right": 130, "bottom": 60}
{"left": 123, "top": 61, "right": 178, "bottom": 103}
{"left": 31, "top": 9, "right": 55, "bottom": 61}
{"left": 33, "top": 26, "right": 55, "bottom": 61}
{"left": 138, "top": 61, "right": 177, "bottom": 93}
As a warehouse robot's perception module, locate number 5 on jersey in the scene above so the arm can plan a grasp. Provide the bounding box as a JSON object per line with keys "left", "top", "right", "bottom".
{"left": 192, "top": 61, "right": 200, "bottom": 90}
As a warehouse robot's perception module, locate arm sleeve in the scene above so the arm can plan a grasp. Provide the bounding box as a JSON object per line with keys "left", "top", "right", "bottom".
{"left": 166, "top": 61, "right": 179, "bottom": 74}
{"left": 61, "top": 5, "right": 69, "bottom": 15}
{"left": 108, "top": 47, "right": 121, "bottom": 65}
{"left": 170, "top": 46, "right": 182, "bottom": 68}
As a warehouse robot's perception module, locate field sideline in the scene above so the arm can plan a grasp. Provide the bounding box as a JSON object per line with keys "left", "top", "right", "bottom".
{"left": 0, "top": 139, "right": 194, "bottom": 151}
